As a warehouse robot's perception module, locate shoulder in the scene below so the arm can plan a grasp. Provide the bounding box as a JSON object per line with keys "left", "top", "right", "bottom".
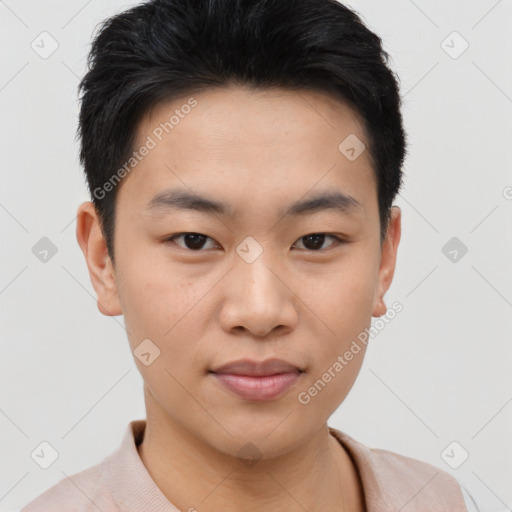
{"left": 456, "top": 476, "right": 484, "bottom": 512}
{"left": 373, "top": 445, "right": 466, "bottom": 493}
{"left": 369, "top": 446, "right": 483, "bottom": 511}
{"left": 330, "top": 428, "right": 472, "bottom": 511}
{"left": 20, "top": 456, "right": 117, "bottom": 512}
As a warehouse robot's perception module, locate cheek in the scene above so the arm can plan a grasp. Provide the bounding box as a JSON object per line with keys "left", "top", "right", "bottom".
{"left": 296, "top": 267, "right": 373, "bottom": 418}
{"left": 296, "top": 246, "right": 378, "bottom": 402}
{"left": 115, "top": 246, "right": 185, "bottom": 345}
{"left": 300, "top": 249, "right": 378, "bottom": 334}
{"left": 115, "top": 247, "right": 217, "bottom": 378}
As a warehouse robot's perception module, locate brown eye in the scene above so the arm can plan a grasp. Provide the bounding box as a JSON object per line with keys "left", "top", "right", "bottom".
{"left": 293, "top": 233, "right": 343, "bottom": 251}
{"left": 165, "top": 233, "right": 219, "bottom": 251}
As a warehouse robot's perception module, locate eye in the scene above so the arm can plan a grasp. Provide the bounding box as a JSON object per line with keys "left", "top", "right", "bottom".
{"left": 164, "top": 232, "right": 346, "bottom": 252}
{"left": 164, "top": 232, "right": 220, "bottom": 251}
{"left": 292, "top": 233, "right": 345, "bottom": 251}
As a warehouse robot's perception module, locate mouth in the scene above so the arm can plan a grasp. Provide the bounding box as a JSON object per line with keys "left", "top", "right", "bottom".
{"left": 209, "top": 358, "right": 304, "bottom": 401}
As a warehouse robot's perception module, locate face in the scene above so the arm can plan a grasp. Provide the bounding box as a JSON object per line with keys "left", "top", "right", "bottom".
{"left": 77, "top": 85, "right": 400, "bottom": 458}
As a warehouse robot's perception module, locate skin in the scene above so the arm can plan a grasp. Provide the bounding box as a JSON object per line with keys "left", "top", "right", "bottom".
{"left": 76, "top": 85, "right": 401, "bottom": 512}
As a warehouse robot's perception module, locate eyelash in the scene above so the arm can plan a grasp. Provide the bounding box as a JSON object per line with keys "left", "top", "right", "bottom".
{"left": 163, "top": 232, "right": 347, "bottom": 252}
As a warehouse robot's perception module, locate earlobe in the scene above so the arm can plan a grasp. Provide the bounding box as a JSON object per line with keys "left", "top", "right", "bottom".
{"left": 372, "top": 297, "right": 387, "bottom": 318}
{"left": 371, "top": 206, "right": 401, "bottom": 318}
{"left": 75, "top": 201, "right": 123, "bottom": 317}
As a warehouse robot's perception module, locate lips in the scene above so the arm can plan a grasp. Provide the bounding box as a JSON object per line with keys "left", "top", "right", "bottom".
{"left": 209, "top": 358, "right": 304, "bottom": 401}
{"left": 210, "top": 358, "right": 303, "bottom": 377}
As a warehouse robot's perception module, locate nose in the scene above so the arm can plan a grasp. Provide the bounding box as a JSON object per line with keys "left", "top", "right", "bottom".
{"left": 218, "top": 253, "right": 299, "bottom": 339}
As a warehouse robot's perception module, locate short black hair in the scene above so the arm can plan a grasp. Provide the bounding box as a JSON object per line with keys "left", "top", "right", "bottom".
{"left": 78, "top": 0, "right": 407, "bottom": 264}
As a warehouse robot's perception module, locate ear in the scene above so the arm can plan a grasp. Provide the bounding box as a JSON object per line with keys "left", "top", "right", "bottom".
{"left": 371, "top": 206, "right": 401, "bottom": 317}
{"left": 75, "top": 201, "right": 122, "bottom": 316}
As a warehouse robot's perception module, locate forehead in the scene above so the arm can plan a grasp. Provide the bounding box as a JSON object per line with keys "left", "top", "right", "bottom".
{"left": 141, "top": 85, "right": 368, "bottom": 147}
{"left": 118, "top": 85, "right": 377, "bottom": 222}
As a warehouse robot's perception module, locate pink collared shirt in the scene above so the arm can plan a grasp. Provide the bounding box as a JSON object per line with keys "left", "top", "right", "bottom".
{"left": 21, "top": 419, "right": 476, "bottom": 511}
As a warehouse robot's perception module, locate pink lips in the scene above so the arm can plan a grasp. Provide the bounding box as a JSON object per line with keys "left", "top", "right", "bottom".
{"left": 210, "top": 358, "right": 303, "bottom": 401}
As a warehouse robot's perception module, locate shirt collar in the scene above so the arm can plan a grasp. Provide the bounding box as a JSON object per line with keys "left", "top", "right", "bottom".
{"left": 104, "top": 420, "right": 465, "bottom": 512}
{"left": 328, "top": 426, "right": 467, "bottom": 512}
{"left": 105, "top": 419, "right": 179, "bottom": 511}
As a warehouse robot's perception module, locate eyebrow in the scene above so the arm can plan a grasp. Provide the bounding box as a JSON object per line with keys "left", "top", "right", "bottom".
{"left": 145, "top": 188, "right": 362, "bottom": 218}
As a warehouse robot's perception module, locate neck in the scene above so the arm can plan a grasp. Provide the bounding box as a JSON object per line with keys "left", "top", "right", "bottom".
{"left": 137, "top": 409, "right": 364, "bottom": 512}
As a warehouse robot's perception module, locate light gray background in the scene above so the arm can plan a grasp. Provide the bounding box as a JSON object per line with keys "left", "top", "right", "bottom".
{"left": 1, "top": 1, "right": 511, "bottom": 511}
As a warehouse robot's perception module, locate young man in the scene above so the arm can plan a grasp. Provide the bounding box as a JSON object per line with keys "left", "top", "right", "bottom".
{"left": 22, "top": 0, "right": 479, "bottom": 510}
